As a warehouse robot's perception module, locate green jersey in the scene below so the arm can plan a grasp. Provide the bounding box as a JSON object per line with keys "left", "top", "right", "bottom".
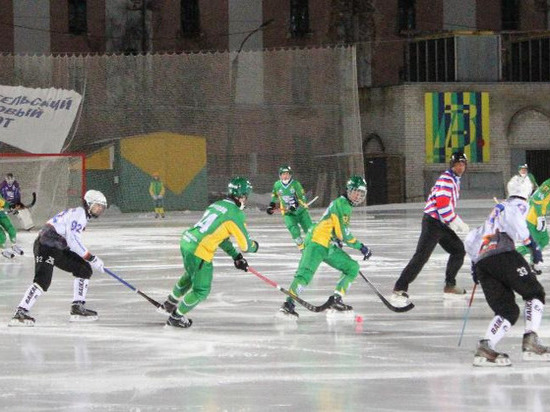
{"left": 181, "top": 198, "right": 257, "bottom": 262}
{"left": 310, "top": 195, "right": 362, "bottom": 250}
{"left": 270, "top": 179, "right": 308, "bottom": 215}
{"left": 149, "top": 180, "right": 165, "bottom": 197}
{"left": 527, "top": 178, "right": 550, "bottom": 230}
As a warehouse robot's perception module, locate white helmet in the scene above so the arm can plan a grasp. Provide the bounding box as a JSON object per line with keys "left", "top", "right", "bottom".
{"left": 84, "top": 190, "right": 107, "bottom": 217}
{"left": 506, "top": 177, "right": 532, "bottom": 200}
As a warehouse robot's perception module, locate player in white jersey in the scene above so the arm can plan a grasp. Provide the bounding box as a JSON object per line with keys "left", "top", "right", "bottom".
{"left": 8, "top": 190, "right": 108, "bottom": 326}
{"left": 465, "top": 178, "right": 548, "bottom": 367}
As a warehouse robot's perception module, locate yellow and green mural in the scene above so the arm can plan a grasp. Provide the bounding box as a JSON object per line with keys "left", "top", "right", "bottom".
{"left": 425, "top": 92, "right": 490, "bottom": 163}
{"left": 86, "top": 132, "right": 207, "bottom": 212}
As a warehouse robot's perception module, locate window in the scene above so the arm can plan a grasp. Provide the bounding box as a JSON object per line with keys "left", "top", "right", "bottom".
{"left": 290, "top": 0, "right": 309, "bottom": 38}
{"left": 398, "top": 0, "right": 416, "bottom": 32}
{"left": 69, "top": 0, "right": 87, "bottom": 35}
{"left": 405, "top": 37, "right": 455, "bottom": 82}
{"left": 181, "top": 0, "right": 200, "bottom": 37}
{"left": 502, "top": 0, "right": 520, "bottom": 30}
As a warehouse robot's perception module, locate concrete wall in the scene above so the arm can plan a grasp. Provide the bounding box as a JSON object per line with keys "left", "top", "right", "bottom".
{"left": 360, "top": 83, "right": 550, "bottom": 202}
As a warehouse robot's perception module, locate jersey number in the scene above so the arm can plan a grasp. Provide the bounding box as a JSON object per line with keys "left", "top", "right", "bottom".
{"left": 194, "top": 212, "right": 218, "bottom": 233}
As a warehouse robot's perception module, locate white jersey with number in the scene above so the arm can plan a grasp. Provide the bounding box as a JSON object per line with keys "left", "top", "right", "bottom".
{"left": 46, "top": 206, "right": 90, "bottom": 258}
{"left": 465, "top": 197, "right": 531, "bottom": 264}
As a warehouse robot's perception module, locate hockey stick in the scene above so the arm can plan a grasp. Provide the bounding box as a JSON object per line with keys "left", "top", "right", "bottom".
{"left": 306, "top": 196, "right": 319, "bottom": 207}
{"left": 248, "top": 267, "right": 333, "bottom": 312}
{"left": 13, "top": 192, "right": 37, "bottom": 210}
{"left": 103, "top": 268, "right": 161, "bottom": 308}
{"left": 358, "top": 271, "right": 415, "bottom": 313}
{"left": 458, "top": 283, "right": 477, "bottom": 347}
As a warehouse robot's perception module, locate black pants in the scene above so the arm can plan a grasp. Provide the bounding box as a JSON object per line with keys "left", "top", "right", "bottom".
{"left": 477, "top": 251, "right": 545, "bottom": 325}
{"left": 33, "top": 237, "right": 93, "bottom": 292}
{"left": 394, "top": 214, "right": 465, "bottom": 292}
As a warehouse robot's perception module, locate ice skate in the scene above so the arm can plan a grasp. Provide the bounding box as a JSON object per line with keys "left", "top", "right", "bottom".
{"left": 328, "top": 295, "right": 353, "bottom": 311}
{"left": 11, "top": 244, "right": 24, "bottom": 256}
{"left": 70, "top": 301, "right": 99, "bottom": 322}
{"left": 473, "top": 340, "right": 511, "bottom": 367}
{"left": 278, "top": 300, "right": 299, "bottom": 319}
{"left": 522, "top": 332, "right": 550, "bottom": 361}
{"left": 2, "top": 248, "right": 15, "bottom": 259}
{"left": 390, "top": 290, "right": 412, "bottom": 308}
{"left": 443, "top": 283, "right": 467, "bottom": 299}
{"left": 8, "top": 307, "right": 35, "bottom": 327}
{"left": 165, "top": 312, "right": 192, "bottom": 328}
{"left": 157, "top": 295, "right": 178, "bottom": 315}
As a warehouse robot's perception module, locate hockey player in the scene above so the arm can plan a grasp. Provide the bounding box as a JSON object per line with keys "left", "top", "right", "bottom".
{"left": 466, "top": 178, "right": 548, "bottom": 366}
{"left": 0, "top": 172, "right": 34, "bottom": 231}
{"left": 514, "top": 164, "right": 538, "bottom": 194}
{"left": 161, "top": 177, "right": 259, "bottom": 328}
{"left": 149, "top": 172, "right": 166, "bottom": 218}
{"left": 0, "top": 193, "right": 24, "bottom": 258}
{"left": 391, "top": 151, "right": 469, "bottom": 307}
{"left": 279, "top": 175, "right": 372, "bottom": 318}
{"left": 516, "top": 178, "right": 550, "bottom": 274}
{"left": 266, "top": 165, "right": 313, "bottom": 250}
{"left": 8, "top": 190, "right": 108, "bottom": 326}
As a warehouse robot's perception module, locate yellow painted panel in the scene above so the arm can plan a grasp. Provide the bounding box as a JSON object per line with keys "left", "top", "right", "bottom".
{"left": 86, "top": 147, "right": 112, "bottom": 170}
{"left": 121, "top": 132, "right": 206, "bottom": 194}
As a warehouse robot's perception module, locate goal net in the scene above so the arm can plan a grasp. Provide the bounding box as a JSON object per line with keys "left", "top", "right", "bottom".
{"left": 0, "top": 153, "right": 85, "bottom": 226}
{"left": 0, "top": 46, "right": 363, "bottom": 212}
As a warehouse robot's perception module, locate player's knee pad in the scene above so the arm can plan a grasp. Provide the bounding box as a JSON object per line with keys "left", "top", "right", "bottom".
{"left": 498, "top": 303, "right": 520, "bottom": 326}
{"left": 74, "top": 264, "right": 93, "bottom": 280}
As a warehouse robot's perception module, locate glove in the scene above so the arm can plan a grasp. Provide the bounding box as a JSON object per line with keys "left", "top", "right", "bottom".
{"left": 449, "top": 216, "right": 470, "bottom": 233}
{"left": 359, "top": 244, "right": 372, "bottom": 260}
{"left": 152, "top": 195, "right": 158, "bottom": 200}
{"left": 266, "top": 202, "right": 276, "bottom": 215}
{"left": 332, "top": 238, "right": 344, "bottom": 248}
{"left": 531, "top": 263, "right": 542, "bottom": 276}
{"left": 537, "top": 216, "right": 546, "bottom": 231}
{"left": 288, "top": 205, "right": 297, "bottom": 212}
{"left": 471, "top": 262, "right": 479, "bottom": 284}
{"left": 89, "top": 255, "right": 105, "bottom": 273}
{"left": 233, "top": 253, "right": 249, "bottom": 272}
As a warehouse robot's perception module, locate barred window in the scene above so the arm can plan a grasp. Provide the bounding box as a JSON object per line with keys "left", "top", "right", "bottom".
{"left": 290, "top": 0, "right": 310, "bottom": 38}
{"left": 181, "top": 0, "right": 200, "bottom": 37}
{"left": 69, "top": 0, "right": 87, "bottom": 35}
{"left": 405, "top": 37, "right": 455, "bottom": 82}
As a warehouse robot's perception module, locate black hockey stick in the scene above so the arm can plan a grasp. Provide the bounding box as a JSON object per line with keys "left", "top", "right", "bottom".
{"left": 104, "top": 268, "right": 161, "bottom": 308}
{"left": 248, "top": 267, "right": 333, "bottom": 312}
{"left": 359, "top": 271, "right": 415, "bottom": 313}
{"left": 14, "top": 192, "right": 36, "bottom": 209}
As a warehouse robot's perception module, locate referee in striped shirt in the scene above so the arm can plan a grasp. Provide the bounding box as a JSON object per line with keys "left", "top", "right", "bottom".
{"left": 391, "top": 151, "right": 470, "bottom": 306}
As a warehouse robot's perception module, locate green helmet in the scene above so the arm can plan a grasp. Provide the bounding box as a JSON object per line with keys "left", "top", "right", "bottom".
{"left": 227, "top": 177, "right": 253, "bottom": 198}
{"left": 278, "top": 165, "right": 292, "bottom": 176}
{"left": 346, "top": 175, "right": 367, "bottom": 206}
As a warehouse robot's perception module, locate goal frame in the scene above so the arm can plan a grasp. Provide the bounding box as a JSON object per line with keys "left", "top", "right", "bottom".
{"left": 0, "top": 152, "right": 87, "bottom": 198}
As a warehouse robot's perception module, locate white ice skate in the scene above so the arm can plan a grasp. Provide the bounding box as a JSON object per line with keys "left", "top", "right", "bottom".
{"left": 69, "top": 301, "right": 99, "bottom": 322}
{"left": 8, "top": 308, "right": 35, "bottom": 327}
{"left": 473, "top": 340, "right": 512, "bottom": 367}
{"left": 522, "top": 332, "right": 550, "bottom": 361}
{"left": 2, "top": 249, "right": 15, "bottom": 259}
{"left": 11, "top": 244, "right": 24, "bottom": 256}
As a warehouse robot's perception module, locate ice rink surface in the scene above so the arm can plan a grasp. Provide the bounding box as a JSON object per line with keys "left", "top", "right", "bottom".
{"left": 1, "top": 199, "right": 549, "bottom": 412}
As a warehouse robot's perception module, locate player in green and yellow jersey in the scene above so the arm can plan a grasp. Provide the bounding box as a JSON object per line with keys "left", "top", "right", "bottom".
{"left": 280, "top": 175, "right": 372, "bottom": 318}
{"left": 517, "top": 178, "right": 550, "bottom": 274}
{"left": 267, "top": 165, "right": 313, "bottom": 250}
{"left": 161, "top": 177, "right": 259, "bottom": 328}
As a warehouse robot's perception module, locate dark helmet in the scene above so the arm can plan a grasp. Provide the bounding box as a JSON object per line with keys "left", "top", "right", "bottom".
{"left": 278, "top": 165, "right": 292, "bottom": 176}
{"left": 450, "top": 151, "right": 468, "bottom": 167}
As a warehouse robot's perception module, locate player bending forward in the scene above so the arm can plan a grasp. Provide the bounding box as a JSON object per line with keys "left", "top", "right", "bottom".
{"left": 8, "top": 190, "right": 108, "bottom": 326}
{"left": 160, "top": 177, "right": 259, "bottom": 328}
{"left": 465, "top": 178, "right": 549, "bottom": 367}
{"left": 279, "top": 175, "right": 372, "bottom": 318}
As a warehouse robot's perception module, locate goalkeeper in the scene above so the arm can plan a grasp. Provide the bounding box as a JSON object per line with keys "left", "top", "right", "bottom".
{"left": 266, "top": 165, "right": 313, "bottom": 250}
{"left": 516, "top": 178, "right": 550, "bottom": 274}
{"left": 279, "top": 175, "right": 371, "bottom": 318}
{"left": 160, "top": 177, "right": 259, "bottom": 328}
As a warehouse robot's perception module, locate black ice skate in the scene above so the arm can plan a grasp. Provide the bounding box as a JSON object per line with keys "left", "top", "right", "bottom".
{"left": 8, "top": 307, "right": 35, "bottom": 327}
{"left": 473, "top": 340, "right": 511, "bottom": 367}
{"left": 157, "top": 295, "right": 178, "bottom": 315}
{"left": 70, "top": 301, "right": 99, "bottom": 322}
{"left": 328, "top": 295, "right": 353, "bottom": 311}
{"left": 165, "top": 312, "right": 192, "bottom": 328}
{"left": 522, "top": 332, "right": 550, "bottom": 361}
{"left": 279, "top": 300, "right": 299, "bottom": 318}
